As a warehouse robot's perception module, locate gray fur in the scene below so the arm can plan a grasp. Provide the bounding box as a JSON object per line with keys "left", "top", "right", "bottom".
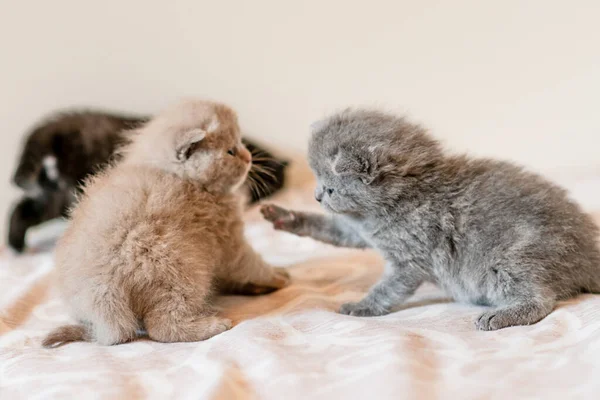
{"left": 261, "top": 108, "right": 600, "bottom": 330}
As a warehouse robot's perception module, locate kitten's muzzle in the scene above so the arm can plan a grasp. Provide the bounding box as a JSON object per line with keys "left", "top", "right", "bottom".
{"left": 239, "top": 147, "right": 252, "bottom": 164}
{"left": 315, "top": 186, "right": 323, "bottom": 202}
{"left": 315, "top": 185, "right": 334, "bottom": 202}
{"left": 315, "top": 186, "right": 334, "bottom": 202}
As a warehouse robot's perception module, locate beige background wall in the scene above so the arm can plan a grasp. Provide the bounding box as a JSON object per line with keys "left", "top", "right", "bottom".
{"left": 1, "top": 0, "right": 599, "bottom": 240}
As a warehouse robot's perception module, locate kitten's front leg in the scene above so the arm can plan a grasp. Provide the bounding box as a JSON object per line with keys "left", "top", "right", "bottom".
{"left": 340, "top": 262, "right": 424, "bottom": 317}
{"left": 8, "top": 190, "right": 72, "bottom": 252}
{"left": 218, "top": 243, "right": 291, "bottom": 295}
{"left": 261, "top": 204, "right": 368, "bottom": 248}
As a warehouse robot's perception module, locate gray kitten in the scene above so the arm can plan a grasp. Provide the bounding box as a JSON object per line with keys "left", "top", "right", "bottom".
{"left": 261, "top": 109, "right": 600, "bottom": 330}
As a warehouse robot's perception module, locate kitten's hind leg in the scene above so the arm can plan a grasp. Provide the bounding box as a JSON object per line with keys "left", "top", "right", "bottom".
{"left": 145, "top": 306, "right": 231, "bottom": 343}
{"left": 475, "top": 259, "right": 557, "bottom": 330}
{"left": 87, "top": 296, "right": 139, "bottom": 345}
{"left": 340, "top": 262, "right": 424, "bottom": 317}
{"left": 143, "top": 276, "right": 231, "bottom": 342}
{"left": 146, "top": 313, "right": 232, "bottom": 343}
{"left": 475, "top": 297, "right": 555, "bottom": 331}
{"left": 218, "top": 244, "right": 290, "bottom": 296}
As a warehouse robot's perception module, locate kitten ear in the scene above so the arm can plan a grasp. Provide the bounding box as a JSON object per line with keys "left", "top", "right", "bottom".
{"left": 332, "top": 151, "right": 376, "bottom": 184}
{"left": 176, "top": 128, "right": 206, "bottom": 161}
{"left": 309, "top": 118, "right": 327, "bottom": 133}
{"left": 205, "top": 116, "right": 220, "bottom": 133}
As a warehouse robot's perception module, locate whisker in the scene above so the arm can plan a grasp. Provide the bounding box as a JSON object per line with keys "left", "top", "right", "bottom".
{"left": 249, "top": 180, "right": 266, "bottom": 200}
{"left": 249, "top": 148, "right": 267, "bottom": 155}
{"left": 251, "top": 160, "right": 278, "bottom": 170}
{"left": 249, "top": 170, "right": 270, "bottom": 198}
{"left": 251, "top": 164, "right": 277, "bottom": 180}
{"left": 251, "top": 157, "right": 287, "bottom": 165}
{"left": 246, "top": 175, "right": 262, "bottom": 198}
{"left": 248, "top": 149, "right": 287, "bottom": 165}
{"left": 258, "top": 164, "right": 278, "bottom": 173}
{"left": 252, "top": 171, "right": 269, "bottom": 194}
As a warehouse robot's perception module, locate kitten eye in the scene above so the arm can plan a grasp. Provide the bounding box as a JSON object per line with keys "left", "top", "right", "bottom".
{"left": 326, "top": 188, "right": 334, "bottom": 195}
{"left": 227, "top": 148, "right": 236, "bottom": 156}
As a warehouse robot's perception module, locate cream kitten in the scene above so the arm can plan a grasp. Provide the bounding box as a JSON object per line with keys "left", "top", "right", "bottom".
{"left": 42, "top": 99, "right": 290, "bottom": 347}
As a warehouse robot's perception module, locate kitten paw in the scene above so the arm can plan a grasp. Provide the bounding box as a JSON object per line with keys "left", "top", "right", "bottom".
{"left": 339, "top": 302, "right": 388, "bottom": 317}
{"left": 476, "top": 309, "right": 527, "bottom": 331}
{"left": 189, "top": 316, "right": 232, "bottom": 341}
{"left": 207, "top": 318, "right": 233, "bottom": 337}
{"left": 476, "top": 310, "right": 515, "bottom": 331}
{"left": 476, "top": 305, "right": 550, "bottom": 331}
{"left": 256, "top": 266, "right": 291, "bottom": 291}
{"left": 273, "top": 267, "right": 291, "bottom": 287}
{"left": 260, "top": 204, "right": 300, "bottom": 232}
{"left": 228, "top": 268, "right": 291, "bottom": 296}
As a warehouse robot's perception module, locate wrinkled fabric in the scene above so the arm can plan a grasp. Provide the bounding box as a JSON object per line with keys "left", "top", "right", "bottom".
{"left": 1, "top": 183, "right": 599, "bottom": 400}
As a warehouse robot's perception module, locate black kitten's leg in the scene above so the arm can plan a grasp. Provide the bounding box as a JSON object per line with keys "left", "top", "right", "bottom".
{"left": 261, "top": 204, "right": 369, "bottom": 249}
{"left": 339, "top": 262, "right": 425, "bottom": 317}
{"left": 8, "top": 196, "right": 47, "bottom": 252}
{"left": 7, "top": 191, "right": 71, "bottom": 252}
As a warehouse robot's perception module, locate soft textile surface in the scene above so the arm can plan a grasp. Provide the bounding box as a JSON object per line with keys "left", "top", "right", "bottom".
{"left": 1, "top": 183, "right": 600, "bottom": 399}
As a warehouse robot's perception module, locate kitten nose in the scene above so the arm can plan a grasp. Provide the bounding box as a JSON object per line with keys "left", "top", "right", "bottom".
{"left": 239, "top": 147, "right": 252, "bottom": 164}
{"left": 315, "top": 187, "right": 324, "bottom": 202}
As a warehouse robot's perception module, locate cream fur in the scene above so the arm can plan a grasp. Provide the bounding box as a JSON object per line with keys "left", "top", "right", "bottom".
{"left": 43, "top": 99, "right": 290, "bottom": 347}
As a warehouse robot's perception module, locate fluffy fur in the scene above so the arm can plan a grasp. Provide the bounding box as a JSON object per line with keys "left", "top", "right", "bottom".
{"left": 262, "top": 108, "right": 600, "bottom": 330}
{"left": 8, "top": 110, "right": 288, "bottom": 252}
{"left": 42, "top": 99, "right": 290, "bottom": 347}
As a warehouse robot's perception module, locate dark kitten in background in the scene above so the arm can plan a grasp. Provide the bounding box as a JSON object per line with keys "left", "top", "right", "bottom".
{"left": 9, "top": 110, "right": 288, "bottom": 252}
{"left": 262, "top": 108, "right": 600, "bottom": 330}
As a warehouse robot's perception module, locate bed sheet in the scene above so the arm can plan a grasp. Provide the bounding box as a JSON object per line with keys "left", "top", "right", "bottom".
{"left": 1, "top": 183, "right": 599, "bottom": 399}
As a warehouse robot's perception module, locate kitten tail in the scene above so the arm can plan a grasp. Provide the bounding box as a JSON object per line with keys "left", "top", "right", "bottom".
{"left": 42, "top": 324, "right": 91, "bottom": 348}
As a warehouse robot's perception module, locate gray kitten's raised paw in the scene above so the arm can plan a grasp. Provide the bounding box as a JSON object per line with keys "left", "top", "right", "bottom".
{"left": 260, "top": 204, "right": 301, "bottom": 232}
{"left": 339, "top": 301, "right": 388, "bottom": 317}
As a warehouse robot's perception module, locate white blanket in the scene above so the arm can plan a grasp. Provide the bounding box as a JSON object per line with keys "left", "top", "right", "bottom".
{"left": 1, "top": 183, "right": 600, "bottom": 399}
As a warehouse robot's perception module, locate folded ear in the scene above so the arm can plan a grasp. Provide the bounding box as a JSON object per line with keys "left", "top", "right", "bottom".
{"left": 176, "top": 128, "right": 206, "bottom": 161}
{"left": 332, "top": 151, "right": 376, "bottom": 184}
{"left": 310, "top": 118, "right": 327, "bottom": 133}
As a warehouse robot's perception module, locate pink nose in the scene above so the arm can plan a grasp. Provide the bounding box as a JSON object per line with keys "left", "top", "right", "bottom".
{"left": 239, "top": 147, "right": 252, "bottom": 164}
